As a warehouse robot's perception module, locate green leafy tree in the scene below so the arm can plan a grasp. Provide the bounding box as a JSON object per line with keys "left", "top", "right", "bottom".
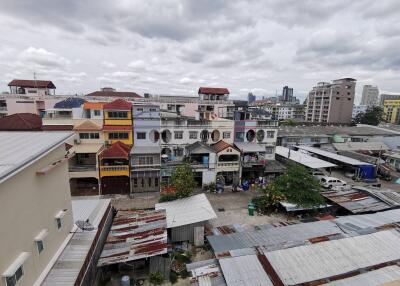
{"left": 149, "top": 272, "right": 165, "bottom": 285}
{"left": 170, "top": 163, "right": 196, "bottom": 198}
{"left": 353, "top": 106, "right": 385, "bottom": 126}
{"left": 265, "top": 163, "right": 325, "bottom": 208}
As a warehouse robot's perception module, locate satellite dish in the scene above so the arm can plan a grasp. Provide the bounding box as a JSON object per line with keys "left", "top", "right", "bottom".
{"left": 75, "top": 219, "right": 95, "bottom": 231}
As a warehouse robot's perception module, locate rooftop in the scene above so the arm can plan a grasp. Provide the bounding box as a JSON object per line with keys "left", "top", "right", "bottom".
{"left": 73, "top": 120, "right": 102, "bottom": 131}
{"left": 98, "top": 209, "right": 167, "bottom": 266}
{"left": 0, "top": 132, "right": 73, "bottom": 183}
{"left": 130, "top": 145, "right": 161, "bottom": 155}
{"left": 99, "top": 141, "right": 131, "bottom": 158}
{"left": 86, "top": 90, "right": 141, "bottom": 98}
{"left": 275, "top": 146, "right": 337, "bottom": 169}
{"left": 54, "top": 97, "right": 86, "bottom": 109}
{"left": 8, "top": 79, "right": 56, "bottom": 89}
{"left": 278, "top": 125, "right": 396, "bottom": 137}
{"left": 211, "top": 140, "right": 239, "bottom": 153}
{"left": 199, "top": 87, "right": 230, "bottom": 95}
{"left": 103, "top": 98, "right": 132, "bottom": 110}
{"left": 0, "top": 113, "right": 42, "bottom": 131}
{"left": 155, "top": 193, "right": 217, "bottom": 228}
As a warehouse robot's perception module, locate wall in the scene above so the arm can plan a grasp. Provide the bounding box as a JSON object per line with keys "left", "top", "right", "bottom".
{"left": 0, "top": 145, "right": 73, "bottom": 286}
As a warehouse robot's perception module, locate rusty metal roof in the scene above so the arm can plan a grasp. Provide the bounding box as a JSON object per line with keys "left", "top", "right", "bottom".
{"left": 98, "top": 209, "right": 167, "bottom": 266}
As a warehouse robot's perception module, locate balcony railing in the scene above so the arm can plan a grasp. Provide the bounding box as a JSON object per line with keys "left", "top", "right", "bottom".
{"left": 69, "top": 165, "right": 97, "bottom": 172}
{"left": 100, "top": 165, "right": 129, "bottom": 172}
{"left": 217, "top": 162, "right": 240, "bottom": 167}
{"left": 0, "top": 106, "right": 7, "bottom": 111}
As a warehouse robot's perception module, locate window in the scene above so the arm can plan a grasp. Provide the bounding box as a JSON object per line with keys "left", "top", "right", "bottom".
{"left": 155, "top": 178, "right": 159, "bottom": 187}
{"left": 148, "top": 178, "right": 152, "bottom": 187}
{"left": 133, "top": 178, "right": 138, "bottom": 188}
{"left": 5, "top": 265, "right": 24, "bottom": 286}
{"left": 189, "top": 131, "right": 198, "bottom": 139}
{"left": 137, "top": 132, "right": 146, "bottom": 140}
{"left": 108, "top": 111, "right": 128, "bottom": 118}
{"left": 141, "top": 178, "right": 145, "bottom": 188}
{"left": 174, "top": 131, "right": 183, "bottom": 139}
{"left": 265, "top": 147, "right": 274, "bottom": 154}
{"left": 137, "top": 108, "right": 143, "bottom": 112}
{"left": 79, "top": 133, "right": 100, "bottom": 139}
{"left": 150, "top": 108, "right": 157, "bottom": 112}
{"left": 174, "top": 148, "right": 184, "bottom": 157}
{"left": 109, "top": 132, "right": 129, "bottom": 139}
{"left": 223, "top": 132, "right": 231, "bottom": 139}
{"left": 56, "top": 218, "right": 62, "bottom": 230}
{"left": 266, "top": 131, "right": 275, "bottom": 138}
{"left": 36, "top": 240, "right": 44, "bottom": 254}
{"left": 235, "top": 132, "right": 244, "bottom": 140}
{"left": 139, "top": 157, "right": 154, "bottom": 165}
{"left": 94, "top": 110, "right": 101, "bottom": 116}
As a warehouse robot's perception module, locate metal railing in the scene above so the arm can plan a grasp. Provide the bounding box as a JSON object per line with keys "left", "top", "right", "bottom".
{"left": 100, "top": 165, "right": 129, "bottom": 172}
{"left": 69, "top": 165, "right": 97, "bottom": 172}
{"left": 217, "top": 162, "right": 240, "bottom": 167}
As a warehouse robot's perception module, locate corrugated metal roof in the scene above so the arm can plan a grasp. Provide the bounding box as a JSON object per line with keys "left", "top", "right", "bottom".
{"left": 322, "top": 187, "right": 397, "bottom": 214}
{"left": 334, "top": 208, "right": 400, "bottom": 234}
{"left": 333, "top": 142, "right": 389, "bottom": 151}
{"left": 155, "top": 194, "right": 217, "bottom": 228}
{"left": 187, "top": 259, "right": 227, "bottom": 286}
{"left": 264, "top": 230, "right": 400, "bottom": 285}
{"left": 98, "top": 209, "right": 167, "bottom": 266}
{"left": 234, "top": 142, "right": 265, "bottom": 153}
{"left": 322, "top": 265, "right": 400, "bottom": 286}
{"left": 219, "top": 254, "right": 273, "bottom": 286}
{"left": 297, "top": 145, "right": 372, "bottom": 166}
{"left": 275, "top": 146, "right": 337, "bottom": 169}
{"left": 0, "top": 132, "right": 74, "bottom": 184}
{"left": 207, "top": 220, "right": 344, "bottom": 255}
{"left": 42, "top": 198, "right": 111, "bottom": 286}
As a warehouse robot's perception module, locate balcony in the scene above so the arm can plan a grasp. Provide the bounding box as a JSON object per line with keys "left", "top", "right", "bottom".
{"left": 69, "top": 165, "right": 96, "bottom": 172}
{"left": 217, "top": 161, "right": 240, "bottom": 167}
{"left": 69, "top": 164, "right": 98, "bottom": 179}
{"left": 242, "top": 158, "right": 266, "bottom": 168}
{"left": 100, "top": 165, "right": 129, "bottom": 177}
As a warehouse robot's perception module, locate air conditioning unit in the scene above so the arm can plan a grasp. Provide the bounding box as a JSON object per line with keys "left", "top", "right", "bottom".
{"left": 74, "top": 138, "right": 81, "bottom": 144}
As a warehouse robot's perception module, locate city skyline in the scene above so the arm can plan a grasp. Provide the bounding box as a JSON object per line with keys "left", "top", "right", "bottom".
{"left": 1, "top": 1, "right": 400, "bottom": 102}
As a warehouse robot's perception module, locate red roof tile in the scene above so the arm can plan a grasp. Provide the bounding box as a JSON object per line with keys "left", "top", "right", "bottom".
{"left": 8, "top": 79, "right": 56, "bottom": 89}
{"left": 86, "top": 91, "right": 141, "bottom": 98}
{"left": 211, "top": 140, "right": 239, "bottom": 153}
{"left": 103, "top": 125, "right": 132, "bottom": 131}
{"left": 42, "top": 125, "right": 74, "bottom": 131}
{"left": 0, "top": 113, "right": 42, "bottom": 131}
{"left": 103, "top": 99, "right": 132, "bottom": 110}
{"left": 100, "top": 141, "right": 131, "bottom": 158}
{"left": 198, "top": 87, "right": 229, "bottom": 95}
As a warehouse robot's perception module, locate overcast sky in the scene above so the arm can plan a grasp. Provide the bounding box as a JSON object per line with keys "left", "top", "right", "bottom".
{"left": 1, "top": 0, "right": 400, "bottom": 102}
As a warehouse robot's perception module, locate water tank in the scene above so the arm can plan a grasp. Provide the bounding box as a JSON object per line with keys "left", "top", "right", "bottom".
{"left": 121, "top": 275, "right": 130, "bottom": 286}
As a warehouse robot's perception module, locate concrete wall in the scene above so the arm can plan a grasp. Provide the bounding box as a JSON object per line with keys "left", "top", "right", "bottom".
{"left": 0, "top": 145, "right": 73, "bottom": 286}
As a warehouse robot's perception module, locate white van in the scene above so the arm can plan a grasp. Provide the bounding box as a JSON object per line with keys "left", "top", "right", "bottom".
{"left": 320, "top": 177, "right": 347, "bottom": 189}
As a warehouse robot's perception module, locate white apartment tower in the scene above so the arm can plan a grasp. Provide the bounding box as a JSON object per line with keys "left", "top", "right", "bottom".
{"left": 360, "top": 85, "right": 379, "bottom": 106}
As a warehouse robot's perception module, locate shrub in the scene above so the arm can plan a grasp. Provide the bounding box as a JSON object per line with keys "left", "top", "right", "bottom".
{"left": 169, "top": 272, "right": 178, "bottom": 284}
{"left": 149, "top": 272, "right": 164, "bottom": 285}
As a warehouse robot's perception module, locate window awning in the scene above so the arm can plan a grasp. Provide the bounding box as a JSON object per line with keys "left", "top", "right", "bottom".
{"left": 2, "top": 252, "right": 30, "bottom": 277}
{"left": 55, "top": 210, "right": 66, "bottom": 219}
{"left": 34, "top": 229, "right": 49, "bottom": 241}
{"left": 70, "top": 143, "right": 103, "bottom": 154}
{"left": 234, "top": 142, "right": 266, "bottom": 153}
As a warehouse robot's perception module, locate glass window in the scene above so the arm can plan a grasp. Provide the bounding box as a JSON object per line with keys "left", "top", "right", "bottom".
{"left": 137, "top": 132, "right": 146, "bottom": 139}
{"left": 36, "top": 240, "right": 44, "bottom": 254}
{"left": 155, "top": 178, "right": 159, "bottom": 187}
{"left": 108, "top": 111, "right": 128, "bottom": 118}
{"left": 189, "top": 131, "right": 198, "bottom": 139}
{"left": 223, "top": 132, "right": 231, "bottom": 139}
{"left": 56, "top": 218, "right": 62, "bottom": 230}
{"left": 267, "top": 131, "right": 275, "bottom": 138}
{"left": 235, "top": 132, "right": 244, "bottom": 140}
{"left": 174, "top": 131, "right": 183, "bottom": 139}
{"left": 109, "top": 132, "right": 129, "bottom": 139}
{"left": 94, "top": 110, "right": 101, "bottom": 116}
{"left": 150, "top": 108, "right": 157, "bottom": 112}
{"left": 148, "top": 178, "right": 152, "bottom": 186}
{"left": 133, "top": 178, "right": 138, "bottom": 188}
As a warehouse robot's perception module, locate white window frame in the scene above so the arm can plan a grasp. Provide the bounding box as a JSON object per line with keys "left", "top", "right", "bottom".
{"left": 55, "top": 210, "right": 66, "bottom": 230}
{"left": 34, "top": 229, "right": 48, "bottom": 255}
{"left": 2, "top": 253, "right": 29, "bottom": 286}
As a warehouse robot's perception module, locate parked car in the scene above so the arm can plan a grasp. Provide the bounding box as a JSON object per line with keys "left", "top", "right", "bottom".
{"left": 311, "top": 170, "right": 326, "bottom": 180}
{"left": 320, "top": 177, "right": 347, "bottom": 189}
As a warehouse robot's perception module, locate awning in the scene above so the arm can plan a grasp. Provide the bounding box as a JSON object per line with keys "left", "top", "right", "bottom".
{"left": 130, "top": 145, "right": 161, "bottom": 155}
{"left": 71, "top": 143, "right": 103, "bottom": 154}
{"left": 34, "top": 229, "right": 49, "bottom": 241}
{"left": 234, "top": 142, "right": 266, "bottom": 153}
{"left": 2, "top": 252, "right": 30, "bottom": 277}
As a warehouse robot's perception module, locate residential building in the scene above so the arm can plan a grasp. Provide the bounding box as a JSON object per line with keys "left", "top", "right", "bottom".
{"left": 211, "top": 140, "right": 241, "bottom": 186}
{"left": 99, "top": 141, "right": 131, "bottom": 194}
{"left": 8, "top": 79, "right": 56, "bottom": 96}
{"left": 86, "top": 87, "right": 142, "bottom": 99}
{"left": 42, "top": 98, "right": 87, "bottom": 130}
{"left": 102, "top": 99, "right": 133, "bottom": 146}
{"left": 305, "top": 78, "right": 356, "bottom": 124}
{"left": 69, "top": 120, "right": 104, "bottom": 196}
{"left": 360, "top": 85, "right": 379, "bottom": 106}
{"left": 352, "top": 105, "right": 368, "bottom": 119}
{"left": 197, "top": 87, "right": 232, "bottom": 119}
{"left": 380, "top": 93, "right": 400, "bottom": 107}
{"left": 383, "top": 99, "right": 400, "bottom": 124}
{"left": 186, "top": 141, "right": 217, "bottom": 187}
{"left": 130, "top": 103, "right": 161, "bottom": 193}
{"left": 0, "top": 132, "right": 74, "bottom": 286}
{"left": 264, "top": 104, "right": 306, "bottom": 121}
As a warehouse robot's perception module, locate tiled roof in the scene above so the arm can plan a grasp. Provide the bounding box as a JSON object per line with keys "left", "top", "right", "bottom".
{"left": 42, "top": 125, "right": 74, "bottom": 131}
{"left": 86, "top": 91, "right": 141, "bottom": 98}
{"left": 83, "top": 102, "right": 106, "bottom": 110}
{"left": 102, "top": 125, "right": 131, "bottom": 131}
{"left": 198, "top": 87, "right": 229, "bottom": 95}
{"left": 73, "top": 120, "right": 102, "bottom": 131}
{"left": 100, "top": 141, "right": 131, "bottom": 158}
{"left": 211, "top": 140, "right": 239, "bottom": 153}
{"left": 8, "top": 79, "right": 56, "bottom": 89}
{"left": 103, "top": 99, "right": 132, "bottom": 110}
{"left": 0, "top": 113, "right": 42, "bottom": 131}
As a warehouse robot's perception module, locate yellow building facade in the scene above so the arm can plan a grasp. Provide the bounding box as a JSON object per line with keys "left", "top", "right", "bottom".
{"left": 383, "top": 99, "right": 400, "bottom": 124}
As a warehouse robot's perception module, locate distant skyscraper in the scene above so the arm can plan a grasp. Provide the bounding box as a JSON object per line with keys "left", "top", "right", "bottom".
{"left": 282, "top": 86, "right": 294, "bottom": 102}
{"left": 360, "top": 85, "right": 379, "bottom": 106}
{"left": 248, "top": 92, "right": 256, "bottom": 104}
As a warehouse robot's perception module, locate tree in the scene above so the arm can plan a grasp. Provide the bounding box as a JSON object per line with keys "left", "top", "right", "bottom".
{"left": 170, "top": 163, "right": 196, "bottom": 198}
{"left": 263, "top": 163, "right": 325, "bottom": 208}
{"left": 353, "top": 106, "right": 385, "bottom": 126}
{"left": 149, "top": 272, "right": 165, "bottom": 285}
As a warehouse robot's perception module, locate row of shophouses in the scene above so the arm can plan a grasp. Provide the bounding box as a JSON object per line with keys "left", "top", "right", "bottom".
{"left": 42, "top": 96, "right": 280, "bottom": 195}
